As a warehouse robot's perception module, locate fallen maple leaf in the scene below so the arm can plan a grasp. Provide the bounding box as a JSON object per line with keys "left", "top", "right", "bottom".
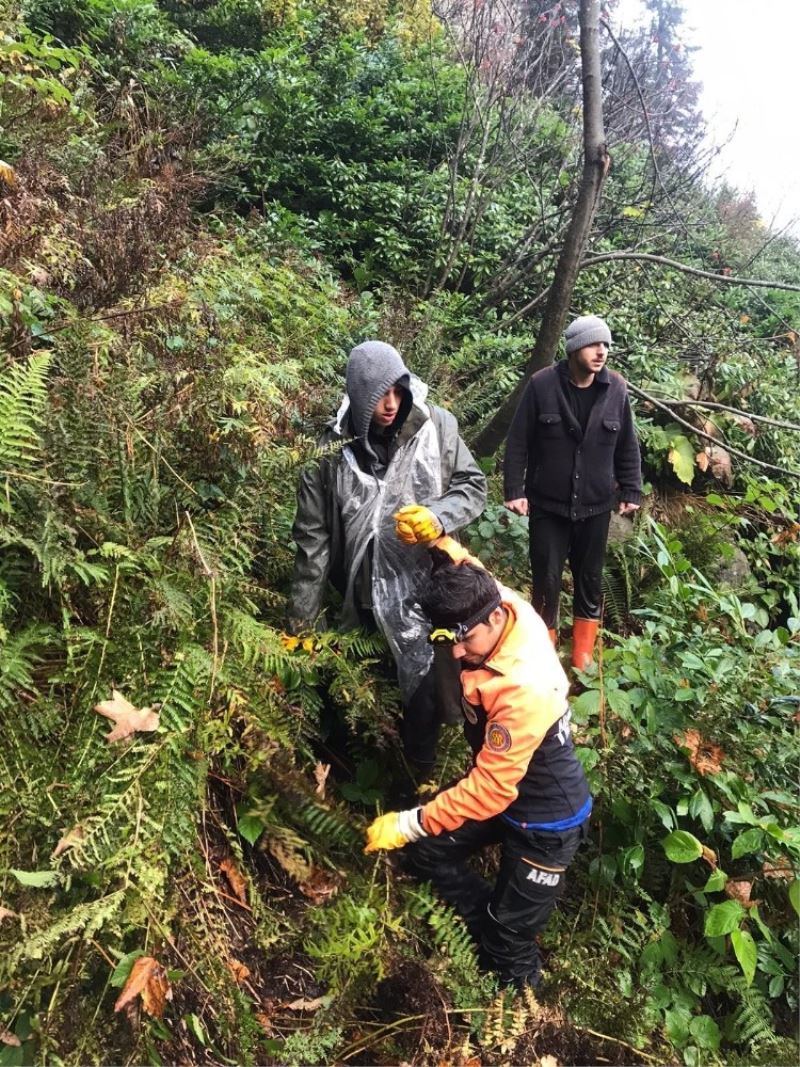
{"left": 94, "top": 690, "right": 159, "bottom": 743}
{"left": 219, "top": 857, "right": 248, "bottom": 905}
{"left": 725, "top": 878, "right": 757, "bottom": 908}
{"left": 226, "top": 958, "right": 251, "bottom": 983}
{"left": 314, "top": 761, "right": 331, "bottom": 798}
{"left": 52, "top": 825, "right": 87, "bottom": 858}
{"left": 0, "top": 1029, "right": 21, "bottom": 1047}
{"left": 298, "top": 866, "right": 340, "bottom": 905}
{"left": 0, "top": 906, "right": 19, "bottom": 924}
{"left": 113, "top": 956, "right": 172, "bottom": 1018}
{"left": 674, "top": 728, "right": 724, "bottom": 776}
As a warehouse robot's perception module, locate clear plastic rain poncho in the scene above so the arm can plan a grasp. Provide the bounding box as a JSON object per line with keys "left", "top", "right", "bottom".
{"left": 333, "top": 376, "right": 440, "bottom": 700}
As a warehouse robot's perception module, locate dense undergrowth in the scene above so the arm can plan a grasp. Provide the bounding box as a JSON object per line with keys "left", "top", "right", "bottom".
{"left": 1, "top": 0, "right": 798, "bottom": 1064}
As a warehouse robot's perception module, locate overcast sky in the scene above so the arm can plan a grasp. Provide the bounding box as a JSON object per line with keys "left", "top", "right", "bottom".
{"left": 613, "top": 0, "right": 800, "bottom": 236}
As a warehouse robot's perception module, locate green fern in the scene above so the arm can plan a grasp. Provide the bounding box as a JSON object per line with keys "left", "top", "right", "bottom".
{"left": 0, "top": 352, "right": 51, "bottom": 474}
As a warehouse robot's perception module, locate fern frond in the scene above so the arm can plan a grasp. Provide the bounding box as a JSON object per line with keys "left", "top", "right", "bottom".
{"left": 0, "top": 352, "right": 51, "bottom": 473}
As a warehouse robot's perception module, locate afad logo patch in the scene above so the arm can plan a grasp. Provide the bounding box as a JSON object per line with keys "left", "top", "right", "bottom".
{"left": 486, "top": 722, "right": 512, "bottom": 752}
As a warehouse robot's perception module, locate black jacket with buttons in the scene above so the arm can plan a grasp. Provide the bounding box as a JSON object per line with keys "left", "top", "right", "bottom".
{"left": 503, "top": 360, "right": 642, "bottom": 520}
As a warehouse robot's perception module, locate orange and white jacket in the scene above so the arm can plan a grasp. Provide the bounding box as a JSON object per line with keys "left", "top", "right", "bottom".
{"left": 420, "top": 538, "right": 590, "bottom": 836}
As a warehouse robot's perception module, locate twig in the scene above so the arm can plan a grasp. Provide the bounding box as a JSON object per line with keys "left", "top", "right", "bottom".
{"left": 573, "top": 1024, "right": 662, "bottom": 1061}
{"left": 337, "top": 1014, "right": 428, "bottom": 1062}
{"left": 184, "top": 510, "right": 220, "bottom": 691}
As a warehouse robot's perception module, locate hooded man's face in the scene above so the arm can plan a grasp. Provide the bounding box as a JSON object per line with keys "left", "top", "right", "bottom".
{"left": 371, "top": 384, "right": 404, "bottom": 429}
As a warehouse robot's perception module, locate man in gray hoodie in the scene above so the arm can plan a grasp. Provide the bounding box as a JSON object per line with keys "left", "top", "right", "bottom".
{"left": 288, "top": 341, "right": 487, "bottom": 780}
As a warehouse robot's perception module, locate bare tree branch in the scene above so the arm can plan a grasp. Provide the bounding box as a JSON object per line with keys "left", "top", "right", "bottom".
{"left": 649, "top": 397, "right": 800, "bottom": 433}
{"left": 582, "top": 251, "right": 800, "bottom": 293}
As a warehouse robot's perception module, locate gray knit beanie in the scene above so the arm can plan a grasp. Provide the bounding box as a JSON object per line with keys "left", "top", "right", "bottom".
{"left": 564, "top": 315, "right": 612, "bottom": 355}
{"left": 345, "top": 341, "right": 411, "bottom": 442}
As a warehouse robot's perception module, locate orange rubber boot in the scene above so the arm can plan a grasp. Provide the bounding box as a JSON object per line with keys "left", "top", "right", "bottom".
{"left": 547, "top": 628, "right": 557, "bottom": 647}
{"left": 571, "top": 618, "right": 599, "bottom": 670}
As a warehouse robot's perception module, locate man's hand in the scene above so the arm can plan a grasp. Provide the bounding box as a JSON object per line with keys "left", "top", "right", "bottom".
{"left": 394, "top": 504, "right": 443, "bottom": 545}
{"left": 504, "top": 498, "right": 529, "bottom": 517}
{"left": 364, "top": 808, "right": 427, "bottom": 852}
{"left": 618, "top": 501, "right": 640, "bottom": 517}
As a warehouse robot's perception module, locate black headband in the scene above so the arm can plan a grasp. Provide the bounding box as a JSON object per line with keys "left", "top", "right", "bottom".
{"left": 428, "top": 593, "right": 502, "bottom": 644}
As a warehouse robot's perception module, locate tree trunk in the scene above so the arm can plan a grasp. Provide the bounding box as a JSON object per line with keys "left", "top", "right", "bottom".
{"left": 472, "top": 0, "right": 610, "bottom": 459}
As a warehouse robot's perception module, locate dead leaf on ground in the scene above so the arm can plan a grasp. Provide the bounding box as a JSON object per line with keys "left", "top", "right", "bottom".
{"left": 0, "top": 906, "right": 19, "bottom": 923}
{"left": 113, "top": 956, "right": 172, "bottom": 1018}
{"left": 52, "top": 825, "right": 87, "bottom": 858}
{"left": 314, "top": 761, "right": 331, "bottom": 798}
{"left": 772, "top": 523, "right": 800, "bottom": 547}
{"left": 0, "top": 1029, "right": 21, "bottom": 1047}
{"left": 762, "top": 859, "right": 794, "bottom": 880}
{"left": 94, "top": 689, "right": 160, "bottom": 743}
{"left": 255, "top": 1010, "right": 274, "bottom": 1035}
{"left": 539, "top": 1057, "right": 560, "bottom": 1067}
{"left": 219, "top": 857, "right": 248, "bottom": 905}
{"left": 298, "top": 865, "right": 340, "bottom": 905}
{"left": 695, "top": 450, "right": 710, "bottom": 472}
{"left": 674, "top": 728, "right": 725, "bottom": 776}
{"left": 725, "top": 878, "right": 758, "bottom": 908}
{"left": 226, "top": 957, "right": 251, "bottom": 983}
{"left": 285, "top": 995, "right": 330, "bottom": 1012}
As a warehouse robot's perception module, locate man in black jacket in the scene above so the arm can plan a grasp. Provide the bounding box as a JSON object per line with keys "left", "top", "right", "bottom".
{"left": 503, "top": 316, "right": 642, "bottom": 668}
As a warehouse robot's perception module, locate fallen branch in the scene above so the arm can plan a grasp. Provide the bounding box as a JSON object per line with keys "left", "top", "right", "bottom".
{"left": 628, "top": 383, "right": 800, "bottom": 477}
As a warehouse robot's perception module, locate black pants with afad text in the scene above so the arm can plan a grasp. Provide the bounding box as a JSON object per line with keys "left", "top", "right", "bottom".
{"left": 529, "top": 507, "right": 611, "bottom": 629}
{"left": 403, "top": 816, "right": 588, "bottom": 987}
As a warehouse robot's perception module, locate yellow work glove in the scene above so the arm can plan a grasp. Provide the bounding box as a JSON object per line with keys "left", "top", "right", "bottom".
{"left": 364, "top": 808, "right": 427, "bottom": 853}
{"left": 394, "top": 504, "right": 444, "bottom": 545}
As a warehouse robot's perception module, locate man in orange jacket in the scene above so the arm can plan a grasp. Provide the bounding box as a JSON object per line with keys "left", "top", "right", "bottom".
{"left": 364, "top": 533, "right": 591, "bottom": 989}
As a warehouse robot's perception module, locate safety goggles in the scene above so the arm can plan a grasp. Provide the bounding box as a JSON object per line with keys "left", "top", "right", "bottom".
{"left": 427, "top": 594, "right": 502, "bottom": 645}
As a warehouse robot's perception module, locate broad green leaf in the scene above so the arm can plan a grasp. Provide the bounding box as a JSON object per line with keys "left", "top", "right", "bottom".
{"left": 621, "top": 843, "right": 645, "bottom": 874}
{"left": 639, "top": 940, "right": 662, "bottom": 970}
{"left": 730, "top": 928, "right": 756, "bottom": 985}
{"left": 664, "top": 1007, "right": 690, "bottom": 1046}
{"left": 570, "top": 688, "right": 600, "bottom": 722}
{"left": 703, "top": 869, "right": 728, "bottom": 893}
{"left": 688, "top": 789, "right": 713, "bottom": 832}
{"left": 704, "top": 899, "right": 745, "bottom": 937}
{"left": 689, "top": 1015, "right": 720, "bottom": 1050}
{"left": 789, "top": 880, "right": 800, "bottom": 917}
{"left": 10, "top": 868, "right": 59, "bottom": 887}
{"left": 237, "top": 812, "right": 266, "bottom": 846}
{"left": 731, "top": 827, "right": 764, "bottom": 858}
{"left": 651, "top": 799, "right": 675, "bottom": 831}
{"left": 662, "top": 830, "right": 703, "bottom": 864}
{"left": 667, "top": 434, "right": 696, "bottom": 485}
{"left": 661, "top": 929, "right": 679, "bottom": 965}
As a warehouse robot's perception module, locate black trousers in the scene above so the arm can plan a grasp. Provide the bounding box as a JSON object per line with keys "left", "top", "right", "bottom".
{"left": 529, "top": 507, "right": 611, "bottom": 629}
{"left": 401, "top": 646, "right": 463, "bottom": 776}
{"left": 403, "top": 816, "right": 587, "bottom": 987}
